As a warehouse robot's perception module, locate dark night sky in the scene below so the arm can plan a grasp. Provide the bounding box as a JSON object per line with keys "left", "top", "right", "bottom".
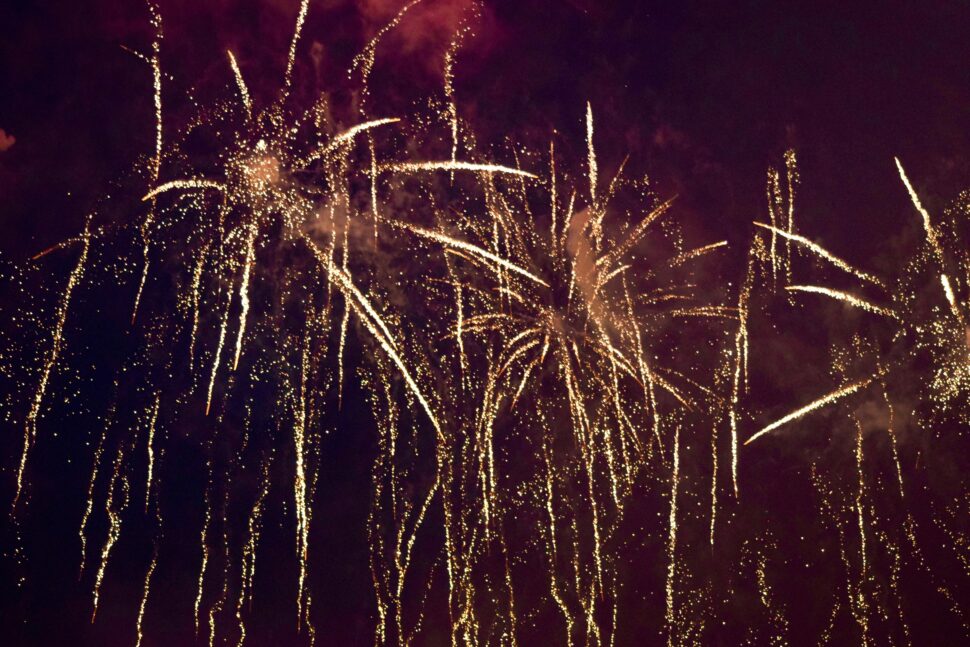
{"left": 1, "top": 1, "right": 969, "bottom": 645}
{"left": 2, "top": 1, "right": 969, "bottom": 260}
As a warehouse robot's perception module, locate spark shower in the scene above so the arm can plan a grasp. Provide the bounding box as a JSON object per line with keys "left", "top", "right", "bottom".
{"left": 1, "top": 1, "right": 968, "bottom": 645}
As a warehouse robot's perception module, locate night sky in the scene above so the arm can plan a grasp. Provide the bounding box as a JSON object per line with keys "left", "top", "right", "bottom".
{"left": 1, "top": 1, "right": 969, "bottom": 645}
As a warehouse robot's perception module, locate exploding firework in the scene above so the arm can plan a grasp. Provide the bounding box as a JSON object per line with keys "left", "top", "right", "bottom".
{"left": 1, "top": 2, "right": 968, "bottom": 646}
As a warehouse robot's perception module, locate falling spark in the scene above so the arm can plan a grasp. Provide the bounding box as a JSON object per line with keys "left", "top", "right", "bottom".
{"left": 665, "top": 425, "right": 681, "bottom": 647}
{"left": 786, "top": 285, "right": 898, "bottom": 319}
{"left": 941, "top": 274, "right": 962, "bottom": 320}
{"left": 145, "top": 395, "right": 161, "bottom": 512}
{"left": 382, "top": 160, "right": 538, "bottom": 178}
{"left": 142, "top": 178, "right": 225, "bottom": 202}
{"left": 91, "top": 445, "right": 129, "bottom": 622}
{"left": 14, "top": 222, "right": 91, "bottom": 511}
{"left": 232, "top": 229, "right": 257, "bottom": 371}
{"left": 205, "top": 289, "right": 232, "bottom": 416}
{"left": 282, "top": 0, "right": 309, "bottom": 93}
{"left": 194, "top": 479, "right": 212, "bottom": 634}
{"left": 753, "top": 222, "right": 884, "bottom": 287}
{"left": 227, "top": 50, "right": 251, "bottom": 115}
{"left": 746, "top": 376, "right": 877, "bottom": 445}
{"left": 586, "top": 102, "right": 597, "bottom": 205}
{"left": 135, "top": 546, "right": 159, "bottom": 647}
{"left": 390, "top": 221, "right": 549, "bottom": 287}
{"left": 895, "top": 157, "right": 943, "bottom": 257}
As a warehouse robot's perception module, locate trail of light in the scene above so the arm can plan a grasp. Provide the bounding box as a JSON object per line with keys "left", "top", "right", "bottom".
{"left": 194, "top": 471, "right": 212, "bottom": 634}
{"left": 351, "top": 0, "right": 423, "bottom": 124}
{"left": 205, "top": 289, "right": 232, "bottom": 416}
{"left": 787, "top": 285, "right": 897, "bottom": 319}
{"left": 390, "top": 221, "right": 549, "bottom": 287}
{"left": 382, "top": 160, "right": 537, "bottom": 179}
{"left": 131, "top": 3, "right": 163, "bottom": 325}
{"left": 304, "top": 118, "right": 401, "bottom": 164}
{"left": 665, "top": 425, "right": 680, "bottom": 647}
{"left": 595, "top": 198, "right": 675, "bottom": 273}
{"left": 746, "top": 375, "right": 877, "bottom": 445}
{"left": 142, "top": 178, "right": 225, "bottom": 202}
{"left": 854, "top": 419, "right": 870, "bottom": 646}
{"left": 227, "top": 50, "right": 251, "bottom": 115}
{"left": 79, "top": 415, "right": 108, "bottom": 576}
{"left": 282, "top": 0, "right": 308, "bottom": 93}
{"left": 670, "top": 240, "right": 728, "bottom": 267}
{"left": 895, "top": 157, "right": 943, "bottom": 257}
{"left": 232, "top": 229, "right": 256, "bottom": 371}
{"left": 307, "top": 240, "right": 443, "bottom": 441}
{"left": 755, "top": 548, "right": 789, "bottom": 643}
{"left": 91, "top": 445, "right": 129, "bottom": 622}
{"left": 767, "top": 168, "right": 780, "bottom": 287}
{"left": 784, "top": 149, "right": 799, "bottom": 286}
{"left": 294, "top": 335, "right": 312, "bottom": 631}
{"left": 208, "top": 490, "right": 231, "bottom": 647}
{"left": 14, "top": 224, "right": 90, "bottom": 511}
{"left": 188, "top": 246, "right": 208, "bottom": 368}
{"left": 941, "top": 274, "right": 962, "bottom": 320}
{"left": 135, "top": 546, "right": 158, "bottom": 647}
{"left": 709, "top": 407, "right": 720, "bottom": 546}
{"left": 235, "top": 459, "right": 269, "bottom": 647}
{"left": 586, "top": 102, "right": 597, "bottom": 205}
{"left": 145, "top": 395, "right": 161, "bottom": 513}
{"left": 444, "top": 6, "right": 477, "bottom": 177}
{"left": 753, "top": 222, "right": 884, "bottom": 287}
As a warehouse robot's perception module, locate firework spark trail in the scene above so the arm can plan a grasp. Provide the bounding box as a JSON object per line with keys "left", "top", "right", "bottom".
{"left": 586, "top": 102, "right": 597, "bottom": 207}
{"left": 79, "top": 422, "right": 108, "bottom": 575}
{"left": 853, "top": 418, "right": 871, "bottom": 646}
{"left": 230, "top": 456, "right": 268, "bottom": 647}
{"left": 293, "top": 333, "right": 313, "bottom": 631}
{"left": 144, "top": 394, "right": 161, "bottom": 512}
{"left": 754, "top": 546, "right": 789, "bottom": 644}
{"left": 232, "top": 228, "right": 257, "bottom": 371}
{"left": 135, "top": 544, "right": 159, "bottom": 647}
{"left": 727, "top": 243, "right": 757, "bottom": 499}
{"left": 767, "top": 169, "right": 779, "bottom": 287}
{"left": 91, "top": 444, "right": 129, "bottom": 622}
{"left": 187, "top": 246, "right": 208, "bottom": 369}
{"left": 709, "top": 405, "right": 721, "bottom": 547}
{"left": 539, "top": 423, "right": 576, "bottom": 645}
{"left": 745, "top": 375, "right": 878, "bottom": 445}
{"left": 204, "top": 288, "right": 232, "bottom": 416}
{"left": 227, "top": 50, "right": 251, "bottom": 116}
{"left": 382, "top": 160, "right": 538, "bottom": 179}
{"left": 142, "top": 178, "right": 226, "bottom": 202}
{"left": 443, "top": 3, "right": 480, "bottom": 177}
{"left": 14, "top": 222, "right": 91, "bottom": 511}
{"left": 895, "top": 157, "right": 944, "bottom": 262}
{"left": 131, "top": 1, "right": 164, "bottom": 325}
{"left": 282, "top": 0, "right": 308, "bottom": 95}
{"left": 670, "top": 241, "right": 729, "bottom": 268}
{"left": 784, "top": 149, "right": 799, "bottom": 286}
{"left": 666, "top": 425, "right": 681, "bottom": 647}
{"left": 940, "top": 274, "right": 962, "bottom": 321}
{"left": 194, "top": 468, "right": 213, "bottom": 634}
{"left": 351, "top": 0, "right": 423, "bottom": 117}
{"left": 303, "top": 118, "right": 401, "bottom": 165}
{"left": 753, "top": 222, "right": 884, "bottom": 287}
{"left": 305, "top": 237, "right": 446, "bottom": 521}
{"left": 594, "top": 198, "right": 675, "bottom": 273}
{"left": 390, "top": 220, "right": 549, "bottom": 286}
{"left": 208, "top": 489, "right": 231, "bottom": 647}
{"left": 786, "top": 285, "right": 898, "bottom": 319}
